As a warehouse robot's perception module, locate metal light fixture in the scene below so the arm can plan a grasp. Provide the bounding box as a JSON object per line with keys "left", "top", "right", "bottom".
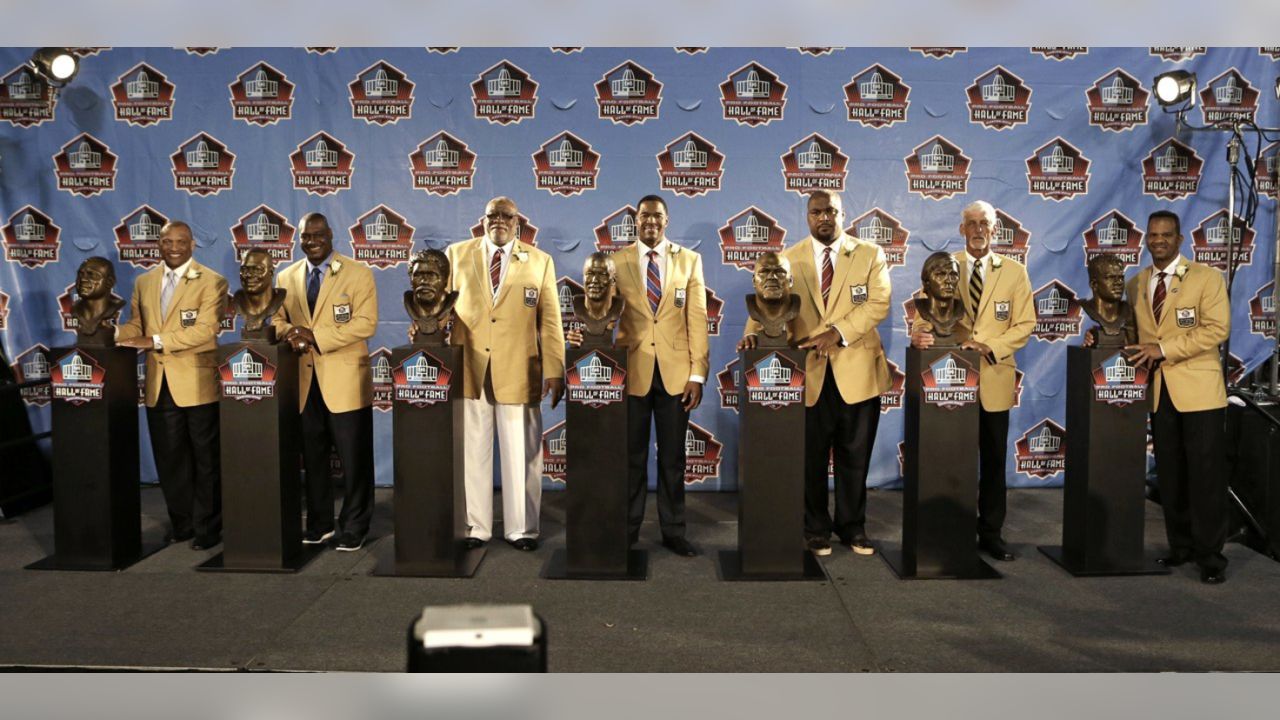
{"left": 28, "top": 47, "right": 79, "bottom": 88}
{"left": 1153, "top": 70, "right": 1196, "bottom": 108}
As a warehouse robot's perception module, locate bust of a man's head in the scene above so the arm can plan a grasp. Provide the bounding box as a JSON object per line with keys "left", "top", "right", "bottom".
{"left": 1087, "top": 254, "right": 1125, "bottom": 305}
{"left": 409, "top": 249, "right": 450, "bottom": 313}
{"left": 921, "top": 252, "right": 960, "bottom": 302}
{"left": 76, "top": 256, "right": 116, "bottom": 301}
{"left": 582, "top": 252, "right": 617, "bottom": 309}
{"left": 72, "top": 256, "right": 124, "bottom": 346}
{"left": 752, "top": 251, "right": 792, "bottom": 303}
{"left": 240, "top": 248, "right": 274, "bottom": 297}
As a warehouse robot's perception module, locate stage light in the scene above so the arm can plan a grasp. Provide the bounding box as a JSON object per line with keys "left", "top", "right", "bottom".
{"left": 28, "top": 47, "right": 79, "bottom": 88}
{"left": 1153, "top": 70, "right": 1196, "bottom": 107}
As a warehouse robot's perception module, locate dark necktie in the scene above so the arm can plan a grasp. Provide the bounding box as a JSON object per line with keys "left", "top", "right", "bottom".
{"left": 1152, "top": 271, "right": 1167, "bottom": 323}
{"left": 490, "top": 249, "right": 502, "bottom": 295}
{"left": 647, "top": 250, "right": 661, "bottom": 314}
{"left": 307, "top": 266, "right": 321, "bottom": 314}
{"left": 969, "top": 259, "right": 984, "bottom": 317}
{"left": 821, "top": 247, "right": 833, "bottom": 306}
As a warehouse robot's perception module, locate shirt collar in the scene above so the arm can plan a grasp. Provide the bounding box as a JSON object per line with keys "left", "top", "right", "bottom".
{"left": 163, "top": 257, "right": 194, "bottom": 279}
{"left": 965, "top": 251, "right": 991, "bottom": 271}
{"left": 640, "top": 237, "right": 668, "bottom": 257}
{"left": 811, "top": 233, "right": 843, "bottom": 255}
{"left": 1153, "top": 255, "right": 1186, "bottom": 276}
{"left": 307, "top": 254, "right": 332, "bottom": 275}
{"left": 484, "top": 237, "right": 513, "bottom": 258}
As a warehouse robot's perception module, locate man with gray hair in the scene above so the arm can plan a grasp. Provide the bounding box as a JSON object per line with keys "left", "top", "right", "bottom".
{"left": 910, "top": 200, "right": 1034, "bottom": 562}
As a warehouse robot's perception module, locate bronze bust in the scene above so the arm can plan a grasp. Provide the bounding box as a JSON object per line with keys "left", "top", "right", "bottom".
{"left": 71, "top": 256, "right": 125, "bottom": 347}
{"left": 404, "top": 248, "right": 458, "bottom": 346}
{"left": 233, "top": 248, "right": 287, "bottom": 343}
{"left": 1081, "top": 254, "right": 1136, "bottom": 347}
{"left": 745, "top": 251, "right": 800, "bottom": 349}
{"left": 914, "top": 251, "right": 971, "bottom": 347}
{"left": 572, "top": 252, "right": 624, "bottom": 348}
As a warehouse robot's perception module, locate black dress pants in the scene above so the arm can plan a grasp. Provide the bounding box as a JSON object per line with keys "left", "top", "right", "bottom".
{"left": 977, "top": 407, "right": 1009, "bottom": 543}
{"left": 803, "top": 372, "right": 880, "bottom": 541}
{"left": 300, "top": 375, "right": 375, "bottom": 538}
{"left": 146, "top": 379, "right": 221, "bottom": 538}
{"left": 627, "top": 364, "right": 691, "bottom": 540}
{"left": 1151, "top": 381, "right": 1228, "bottom": 572}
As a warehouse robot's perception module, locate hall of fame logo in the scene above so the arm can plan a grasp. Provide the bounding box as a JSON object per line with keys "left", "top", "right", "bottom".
{"left": 532, "top": 131, "right": 600, "bottom": 196}
{"left": 392, "top": 350, "right": 453, "bottom": 407}
{"left": 410, "top": 131, "right": 476, "bottom": 196}
{"left": 719, "top": 62, "right": 786, "bottom": 126}
{"left": 171, "top": 133, "right": 235, "bottom": 196}
{"left": 110, "top": 63, "right": 174, "bottom": 126}
{"left": 1014, "top": 419, "right": 1066, "bottom": 479}
{"left": 1085, "top": 68, "right": 1149, "bottom": 132}
{"left": 880, "top": 359, "right": 905, "bottom": 413}
{"left": 3, "top": 206, "right": 61, "bottom": 268}
{"left": 920, "top": 352, "right": 979, "bottom": 410}
{"left": 229, "top": 62, "right": 294, "bottom": 126}
{"left": 705, "top": 288, "right": 724, "bottom": 336}
{"left": 847, "top": 208, "right": 909, "bottom": 267}
{"left": 719, "top": 206, "right": 786, "bottom": 272}
{"left": 113, "top": 205, "right": 169, "bottom": 268}
{"left": 542, "top": 421, "right": 567, "bottom": 483}
{"left": 911, "top": 47, "right": 966, "bottom": 58}
{"left": 349, "top": 205, "right": 414, "bottom": 269}
{"left": 1092, "top": 351, "right": 1150, "bottom": 407}
{"left": 1081, "top": 210, "right": 1144, "bottom": 269}
{"left": 556, "top": 276, "right": 586, "bottom": 336}
{"left": 683, "top": 421, "right": 723, "bottom": 485}
{"left": 989, "top": 209, "right": 1032, "bottom": 266}
{"left": 349, "top": 61, "right": 414, "bottom": 125}
{"left": 902, "top": 296, "right": 920, "bottom": 335}
{"left": 472, "top": 61, "right": 537, "bottom": 125}
{"left": 0, "top": 290, "right": 7, "bottom": 330}
{"left": 306, "top": 47, "right": 337, "bottom": 55}
{"left": 657, "top": 132, "right": 725, "bottom": 197}
{"left": 53, "top": 133, "right": 118, "bottom": 197}
{"left": 51, "top": 350, "right": 107, "bottom": 405}
{"left": 1198, "top": 68, "right": 1260, "bottom": 127}
{"left": 58, "top": 283, "right": 124, "bottom": 333}
{"left": 13, "top": 344, "right": 52, "bottom": 406}
{"left": 595, "top": 61, "right": 661, "bottom": 125}
{"left": 967, "top": 66, "right": 1032, "bottom": 130}
{"left": 1149, "top": 47, "right": 1205, "bottom": 62}
{"left": 593, "top": 205, "right": 637, "bottom": 253}
{"left": 1032, "top": 280, "right": 1083, "bottom": 342}
{"left": 1141, "top": 138, "right": 1202, "bottom": 200}
{"left": 566, "top": 350, "right": 627, "bottom": 408}
{"left": 230, "top": 205, "right": 295, "bottom": 263}
{"left": 290, "top": 131, "right": 355, "bottom": 196}
{"left": 1032, "top": 47, "right": 1087, "bottom": 60}
{"left": 844, "top": 64, "right": 909, "bottom": 128}
{"left": 0, "top": 65, "right": 56, "bottom": 127}
{"left": 1026, "top": 137, "right": 1090, "bottom": 201}
{"left": 743, "top": 352, "right": 805, "bottom": 410}
{"left": 1191, "top": 210, "right": 1255, "bottom": 271}
{"left": 220, "top": 347, "right": 277, "bottom": 404}
{"left": 1249, "top": 282, "right": 1276, "bottom": 338}
{"left": 904, "top": 135, "right": 970, "bottom": 200}
{"left": 1258, "top": 143, "right": 1278, "bottom": 199}
{"left": 218, "top": 293, "right": 237, "bottom": 336}
{"left": 716, "top": 358, "right": 740, "bottom": 413}
{"left": 780, "top": 133, "right": 848, "bottom": 195}
{"left": 470, "top": 211, "right": 538, "bottom": 247}
{"left": 370, "top": 347, "right": 393, "bottom": 411}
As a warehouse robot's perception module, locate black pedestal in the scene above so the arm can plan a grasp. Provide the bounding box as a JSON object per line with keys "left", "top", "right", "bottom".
{"left": 882, "top": 347, "right": 999, "bottom": 580}
{"left": 199, "top": 341, "right": 320, "bottom": 573}
{"left": 543, "top": 345, "right": 647, "bottom": 580}
{"left": 374, "top": 344, "right": 484, "bottom": 578}
{"left": 28, "top": 346, "right": 161, "bottom": 571}
{"left": 716, "top": 347, "right": 823, "bottom": 581}
{"left": 1038, "top": 346, "right": 1168, "bottom": 576}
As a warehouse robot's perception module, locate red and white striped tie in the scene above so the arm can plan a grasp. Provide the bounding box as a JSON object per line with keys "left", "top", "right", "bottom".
{"left": 490, "top": 249, "right": 502, "bottom": 295}
{"left": 646, "top": 250, "right": 661, "bottom": 314}
{"left": 1152, "top": 271, "right": 1167, "bottom": 323}
{"left": 820, "top": 247, "right": 833, "bottom": 306}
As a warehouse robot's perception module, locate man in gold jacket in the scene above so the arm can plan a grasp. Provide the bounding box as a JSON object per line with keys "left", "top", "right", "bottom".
{"left": 447, "top": 197, "right": 564, "bottom": 551}
{"left": 1124, "top": 210, "right": 1231, "bottom": 584}
{"left": 118, "top": 221, "right": 228, "bottom": 550}
{"left": 273, "top": 212, "right": 378, "bottom": 552}
{"left": 739, "top": 189, "right": 890, "bottom": 557}
{"left": 911, "top": 200, "right": 1034, "bottom": 562}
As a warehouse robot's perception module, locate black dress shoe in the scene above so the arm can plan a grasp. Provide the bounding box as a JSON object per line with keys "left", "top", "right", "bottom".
{"left": 979, "top": 537, "right": 1015, "bottom": 561}
{"left": 335, "top": 532, "right": 366, "bottom": 552}
{"left": 1200, "top": 567, "right": 1226, "bottom": 585}
{"left": 662, "top": 536, "right": 698, "bottom": 557}
{"left": 464, "top": 537, "right": 487, "bottom": 550}
{"left": 190, "top": 534, "right": 221, "bottom": 551}
{"left": 509, "top": 538, "right": 538, "bottom": 552}
{"left": 1156, "top": 555, "right": 1190, "bottom": 568}
{"left": 164, "top": 529, "right": 195, "bottom": 544}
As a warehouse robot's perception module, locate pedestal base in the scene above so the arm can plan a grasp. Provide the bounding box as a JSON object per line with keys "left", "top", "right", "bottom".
{"left": 196, "top": 543, "right": 325, "bottom": 574}
{"left": 716, "top": 550, "right": 827, "bottom": 581}
{"left": 25, "top": 539, "right": 167, "bottom": 572}
{"left": 1036, "top": 545, "right": 1170, "bottom": 577}
{"left": 541, "top": 548, "right": 648, "bottom": 581}
{"left": 878, "top": 543, "right": 1001, "bottom": 580}
{"left": 372, "top": 541, "right": 486, "bottom": 578}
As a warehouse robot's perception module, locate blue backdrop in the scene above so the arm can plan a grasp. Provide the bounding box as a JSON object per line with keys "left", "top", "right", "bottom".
{"left": 1, "top": 46, "right": 1276, "bottom": 490}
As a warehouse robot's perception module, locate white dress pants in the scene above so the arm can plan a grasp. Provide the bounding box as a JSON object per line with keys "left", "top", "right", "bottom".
{"left": 462, "top": 394, "right": 543, "bottom": 541}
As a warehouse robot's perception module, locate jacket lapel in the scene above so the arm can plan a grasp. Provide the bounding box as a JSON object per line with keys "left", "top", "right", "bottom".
{"left": 161, "top": 262, "right": 197, "bottom": 330}
{"left": 800, "top": 238, "right": 825, "bottom": 314}
{"left": 493, "top": 242, "right": 521, "bottom": 308}
{"left": 633, "top": 241, "right": 658, "bottom": 318}
{"left": 954, "top": 252, "right": 975, "bottom": 318}
{"left": 1135, "top": 266, "right": 1156, "bottom": 329}
{"left": 978, "top": 257, "right": 999, "bottom": 318}
{"left": 827, "top": 235, "right": 858, "bottom": 316}
{"left": 1158, "top": 259, "right": 1189, "bottom": 330}
{"left": 312, "top": 256, "right": 341, "bottom": 322}
{"left": 656, "top": 243, "right": 683, "bottom": 316}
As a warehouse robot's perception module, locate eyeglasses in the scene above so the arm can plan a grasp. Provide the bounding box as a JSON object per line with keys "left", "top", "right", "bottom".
{"left": 485, "top": 212, "right": 517, "bottom": 222}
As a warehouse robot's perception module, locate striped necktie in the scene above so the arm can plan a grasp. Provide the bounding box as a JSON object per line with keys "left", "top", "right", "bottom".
{"left": 820, "top": 247, "right": 833, "bottom": 306}
{"left": 968, "top": 258, "right": 984, "bottom": 316}
{"left": 490, "top": 249, "right": 502, "bottom": 295}
{"left": 646, "top": 250, "right": 661, "bottom": 314}
{"left": 161, "top": 269, "right": 177, "bottom": 319}
{"left": 1152, "top": 271, "right": 1167, "bottom": 323}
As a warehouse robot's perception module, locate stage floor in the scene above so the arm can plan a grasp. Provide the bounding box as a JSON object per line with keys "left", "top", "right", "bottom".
{"left": 2, "top": 487, "right": 1278, "bottom": 672}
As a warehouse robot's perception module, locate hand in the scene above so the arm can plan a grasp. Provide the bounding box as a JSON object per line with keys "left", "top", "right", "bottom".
{"left": 117, "top": 336, "right": 153, "bottom": 350}
{"left": 290, "top": 327, "right": 317, "bottom": 346}
{"left": 736, "top": 334, "right": 758, "bottom": 352}
{"left": 799, "top": 327, "right": 841, "bottom": 358}
{"left": 1124, "top": 343, "right": 1164, "bottom": 368}
{"left": 1082, "top": 328, "right": 1097, "bottom": 348}
{"left": 910, "top": 329, "right": 934, "bottom": 350}
{"left": 543, "top": 377, "right": 564, "bottom": 410}
{"left": 565, "top": 329, "right": 583, "bottom": 348}
{"left": 961, "top": 339, "right": 996, "bottom": 364}
{"left": 681, "top": 381, "right": 703, "bottom": 411}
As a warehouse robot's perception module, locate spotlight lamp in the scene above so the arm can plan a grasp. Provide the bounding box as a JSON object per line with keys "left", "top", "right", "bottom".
{"left": 28, "top": 47, "right": 79, "bottom": 88}
{"left": 1153, "top": 70, "right": 1197, "bottom": 108}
